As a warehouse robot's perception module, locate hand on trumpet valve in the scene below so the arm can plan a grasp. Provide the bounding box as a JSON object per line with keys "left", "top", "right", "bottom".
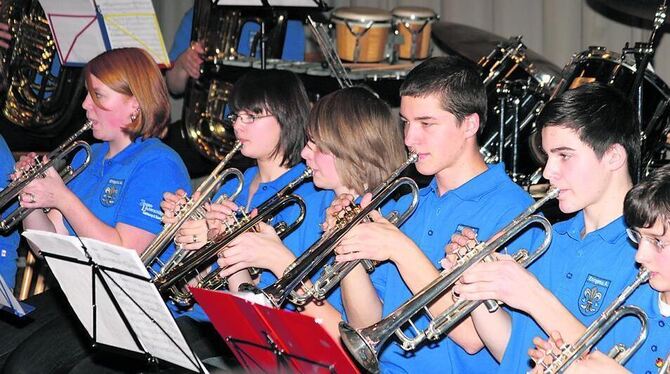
{"left": 11, "top": 152, "right": 43, "bottom": 181}
{"left": 204, "top": 199, "right": 243, "bottom": 239}
{"left": 216, "top": 220, "right": 293, "bottom": 278}
{"left": 17, "top": 167, "right": 65, "bottom": 210}
{"left": 174, "top": 218, "right": 209, "bottom": 251}
{"left": 334, "top": 193, "right": 414, "bottom": 264}
{"left": 322, "top": 193, "right": 357, "bottom": 232}
{"left": 160, "top": 189, "right": 190, "bottom": 225}
{"left": 441, "top": 226, "right": 479, "bottom": 269}
{"left": 528, "top": 331, "right": 625, "bottom": 374}
{"left": 452, "top": 252, "right": 541, "bottom": 311}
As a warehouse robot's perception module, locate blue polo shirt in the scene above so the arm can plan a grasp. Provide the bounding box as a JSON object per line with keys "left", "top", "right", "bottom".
{"left": 499, "top": 211, "right": 639, "bottom": 372}
{"left": 67, "top": 137, "right": 191, "bottom": 236}
{"left": 610, "top": 284, "right": 670, "bottom": 374}
{"left": 171, "top": 162, "right": 321, "bottom": 321}
{"left": 169, "top": 8, "right": 305, "bottom": 63}
{"left": 370, "top": 163, "right": 538, "bottom": 374}
{"left": 0, "top": 135, "right": 20, "bottom": 289}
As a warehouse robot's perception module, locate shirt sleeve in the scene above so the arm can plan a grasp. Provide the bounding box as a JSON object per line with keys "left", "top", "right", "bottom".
{"left": 169, "top": 8, "right": 194, "bottom": 62}
{"left": 116, "top": 157, "right": 191, "bottom": 235}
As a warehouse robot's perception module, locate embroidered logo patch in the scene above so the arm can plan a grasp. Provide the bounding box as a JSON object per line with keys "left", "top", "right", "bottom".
{"left": 578, "top": 274, "right": 610, "bottom": 316}
{"left": 101, "top": 178, "right": 124, "bottom": 207}
{"left": 139, "top": 199, "right": 162, "bottom": 221}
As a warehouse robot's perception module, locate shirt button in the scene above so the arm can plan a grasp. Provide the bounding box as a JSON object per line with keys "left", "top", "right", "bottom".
{"left": 262, "top": 186, "right": 267, "bottom": 191}
{"left": 652, "top": 345, "right": 657, "bottom": 352}
{"left": 427, "top": 230, "right": 434, "bottom": 236}
{"left": 659, "top": 321, "right": 665, "bottom": 327}
{"left": 436, "top": 208, "right": 441, "bottom": 214}
{"left": 566, "top": 273, "right": 573, "bottom": 279}
{"left": 646, "top": 371, "right": 652, "bottom": 374}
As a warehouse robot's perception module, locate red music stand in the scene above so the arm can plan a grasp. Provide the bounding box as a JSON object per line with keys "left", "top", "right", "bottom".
{"left": 190, "top": 287, "right": 359, "bottom": 373}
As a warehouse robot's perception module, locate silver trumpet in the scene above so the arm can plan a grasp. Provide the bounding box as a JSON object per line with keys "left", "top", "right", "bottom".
{"left": 542, "top": 268, "right": 650, "bottom": 374}
{"left": 244, "top": 153, "right": 419, "bottom": 308}
{"left": 0, "top": 121, "right": 92, "bottom": 232}
{"left": 339, "top": 187, "right": 559, "bottom": 373}
{"left": 140, "top": 141, "right": 243, "bottom": 275}
{"left": 152, "top": 167, "right": 312, "bottom": 306}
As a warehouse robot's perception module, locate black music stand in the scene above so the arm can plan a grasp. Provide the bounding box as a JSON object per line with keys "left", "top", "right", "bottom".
{"left": 22, "top": 230, "right": 206, "bottom": 373}
{"left": 191, "top": 287, "right": 358, "bottom": 373}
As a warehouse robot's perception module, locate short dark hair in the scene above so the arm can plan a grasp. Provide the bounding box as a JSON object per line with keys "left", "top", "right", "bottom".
{"left": 624, "top": 164, "right": 670, "bottom": 230}
{"left": 399, "top": 56, "right": 487, "bottom": 133}
{"left": 229, "top": 70, "right": 309, "bottom": 167}
{"left": 537, "top": 83, "right": 640, "bottom": 180}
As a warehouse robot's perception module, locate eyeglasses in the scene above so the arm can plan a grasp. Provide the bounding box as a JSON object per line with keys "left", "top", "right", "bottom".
{"left": 626, "top": 227, "right": 667, "bottom": 252}
{"left": 225, "top": 112, "right": 274, "bottom": 125}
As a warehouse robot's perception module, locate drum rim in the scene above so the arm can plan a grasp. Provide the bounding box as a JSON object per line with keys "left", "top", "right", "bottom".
{"left": 566, "top": 46, "right": 670, "bottom": 97}
{"left": 392, "top": 6, "right": 437, "bottom": 20}
{"left": 331, "top": 7, "right": 393, "bottom": 23}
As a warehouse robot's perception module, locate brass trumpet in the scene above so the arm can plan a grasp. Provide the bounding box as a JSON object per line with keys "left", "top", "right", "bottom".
{"left": 141, "top": 141, "right": 243, "bottom": 275}
{"left": 152, "top": 167, "right": 312, "bottom": 305}
{"left": 542, "top": 268, "right": 650, "bottom": 373}
{"left": 0, "top": 121, "right": 92, "bottom": 232}
{"left": 245, "top": 153, "right": 419, "bottom": 308}
{"left": 661, "top": 352, "right": 670, "bottom": 374}
{"left": 339, "top": 188, "right": 559, "bottom": 373}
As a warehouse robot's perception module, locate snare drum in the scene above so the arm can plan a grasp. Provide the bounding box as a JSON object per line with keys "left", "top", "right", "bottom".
{"left": 331, "top": 7, "right": 392, "bottom": 63}
{"left": 392, "top": 7, "right": 437, "bottom": 60}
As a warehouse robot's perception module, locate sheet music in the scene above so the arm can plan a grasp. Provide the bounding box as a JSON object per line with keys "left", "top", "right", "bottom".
{"left": 38, "top": 0, "right": 107, "bottom": 65}
{"left": 21, "top": 230, "right": 203, "bottom": 373}
{"left": 95, "top": 0, "right": 170, "bottom": 66}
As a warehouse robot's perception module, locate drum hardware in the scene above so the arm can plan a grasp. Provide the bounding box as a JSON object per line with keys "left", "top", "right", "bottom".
{"left": 307, "top": 15, "right": 352, "bottom": 88}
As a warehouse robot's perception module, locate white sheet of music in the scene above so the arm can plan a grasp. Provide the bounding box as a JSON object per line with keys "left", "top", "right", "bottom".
{"left": 95, "top": 0, "right": 170, "bottom": 66}
{"left": 22, "top": 230, "right": 205, "bottom": 373}
{"left": 37, "top": 0, "right": 107, "bottom": 65}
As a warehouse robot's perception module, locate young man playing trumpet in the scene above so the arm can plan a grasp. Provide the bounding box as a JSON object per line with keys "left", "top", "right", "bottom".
{"left": 529, "top": 164, "right": 670, "bottom": 373}
{"left": 450, "top": 83, "right": 642, "bottom": 372}
{"left": 330, "top": 56, "right": 538, "bottom": 373}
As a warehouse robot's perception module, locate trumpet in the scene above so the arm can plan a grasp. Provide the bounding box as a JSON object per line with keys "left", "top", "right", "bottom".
{"left": 542, "top": 268, "right": 650, "bottom": 373}
{"left": 0, "top": 121, "right": 92, "bottom": 232}
{"left": 247, "top": 153, "right": 419, "bottom": 308}
{"left": 152, "top": 167, "right": 312, "bottom": 305}
{"left": 141, "top": 141, "right": 243, "bottom": 275}
{"left": 339, "top": 187, "right": 559, "bottom": 373}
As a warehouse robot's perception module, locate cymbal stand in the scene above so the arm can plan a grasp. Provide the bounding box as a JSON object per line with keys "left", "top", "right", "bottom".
{"left": 622, "top": 0, "right": 667, "bottom": 182}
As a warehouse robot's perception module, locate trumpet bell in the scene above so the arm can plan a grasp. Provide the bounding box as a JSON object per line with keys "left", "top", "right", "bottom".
{"left": 339, "top": 322, "right": 380, "bottom": 374}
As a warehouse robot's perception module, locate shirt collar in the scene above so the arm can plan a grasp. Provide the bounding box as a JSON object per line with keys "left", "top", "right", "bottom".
{"left": 246, "top": 163, "right": 308, "bottom": 193}
{"left": 421, "top": 163, "right": 509, "bottom": 201}
{"left": 556, "top": 210, "right": 627, "bottom": 244}
{"left": 102, "top": 137, "right": 152, "bottom": 165}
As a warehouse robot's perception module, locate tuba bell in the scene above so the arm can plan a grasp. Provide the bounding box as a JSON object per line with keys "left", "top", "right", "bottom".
{"left": 182, "top": 0, "right": 291, "bottom": 162}
{"left": 0, "top": 0, "right": 85, "bottom": 132}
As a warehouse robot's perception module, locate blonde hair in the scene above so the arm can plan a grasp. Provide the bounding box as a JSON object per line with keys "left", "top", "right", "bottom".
{"left": 83, "top": 48, "right": 170, "bottom": 139}
{"left": 307, "top": 87, "right": 406, "bottom": 194}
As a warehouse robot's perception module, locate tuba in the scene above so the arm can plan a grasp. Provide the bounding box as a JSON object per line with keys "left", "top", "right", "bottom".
{"left": 542, "top": 268, "right": 650, "bottom": 373}
{"left": 152, "top": 167, "right": 312, "bottom": 306}
{"left": 0, "top": 0, "right": 84, "bottom": 132}
{"left": 245, "top": 154, "right": 419, "bottom": 308}
{"left": 339, "top": 188, "right": 559, "bottom": 373}
{"left": 141, "top": 141, "right": 244, "bottom": 274}
{"left": 0, "top": 122, "right": 92, "bottom": 232}
{"left": 182, "top": 0, "right": 290, "bottom": 162}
